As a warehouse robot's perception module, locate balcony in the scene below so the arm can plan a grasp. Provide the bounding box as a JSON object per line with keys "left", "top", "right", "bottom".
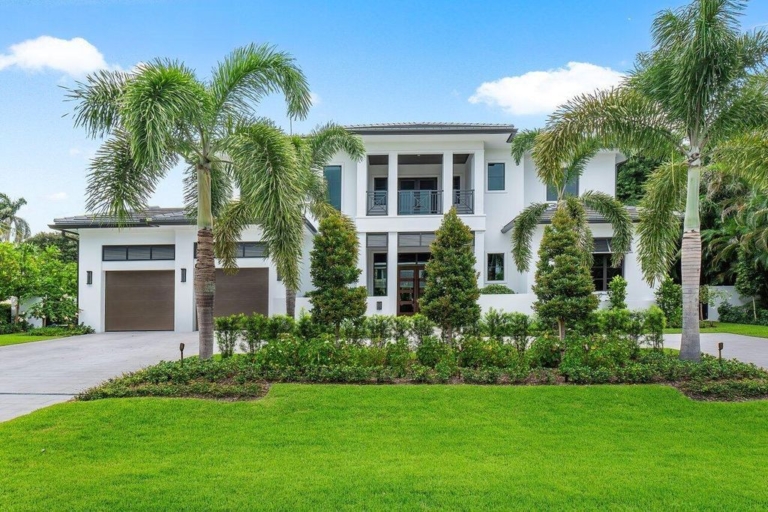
{"left": 398, "top": 190, "right": 442, "bottom": 215}
{"left": 366, "top": 191, "right": 388, "bottom": 216}
{"left": 453, "top": 189, "right": 474, "bottom": 214}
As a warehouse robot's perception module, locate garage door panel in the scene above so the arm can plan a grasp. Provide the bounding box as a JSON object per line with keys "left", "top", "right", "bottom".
{"left": 105, "top": 271, "right": 174, "bottom": 331}
{"left": 213, "top": 268, "right": 269, "bottom": 317}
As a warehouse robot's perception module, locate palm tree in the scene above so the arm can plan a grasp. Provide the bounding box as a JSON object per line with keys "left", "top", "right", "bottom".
{"left": 68, "top": 44, "right": 312, "bottom": 359}
{"left": 283, "top": 123, "right": 365, "bottom": 318}
{"left": 0, "top": 194, "right": 31, "bottom": 242}
{"left": 508, "top": 129, "right": 633, "bottom": 275}
{"left": 533, "top": 0, "right": 768, "bottom": 361}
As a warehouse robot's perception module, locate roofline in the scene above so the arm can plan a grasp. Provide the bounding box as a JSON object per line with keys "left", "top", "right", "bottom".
{"left": 500, "top": 210, "right": 641, "bottom": 234}
{"left": 50, "top": 217, "right": 318, "bottom": 234}
{"left": 345, "top": 124, "right": 517, "bottom": 141}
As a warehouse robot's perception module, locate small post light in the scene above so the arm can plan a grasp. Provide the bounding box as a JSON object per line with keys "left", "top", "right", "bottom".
{"left": 718, "top": 342, "right": 724, "bottom": 362}
{"left": 86, "top": 271, "right": 93, "bottom": 285}
{"left": 181, "top": 268, "right": 187, "bottom": 283}
{"left": 179, "top": 342, "right": 185, "bottom": 367}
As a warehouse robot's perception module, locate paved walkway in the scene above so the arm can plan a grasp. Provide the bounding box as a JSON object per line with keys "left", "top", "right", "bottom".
{"left": 663, "top": 333, "right": 768, "bottom": 368}
{"left": 0, "top": 332, "right": 198, "bottom": 422}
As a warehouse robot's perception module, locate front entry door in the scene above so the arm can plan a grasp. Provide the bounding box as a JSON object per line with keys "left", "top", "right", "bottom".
{"left": 398, "top": 264, "right": 426, "bottom": 315}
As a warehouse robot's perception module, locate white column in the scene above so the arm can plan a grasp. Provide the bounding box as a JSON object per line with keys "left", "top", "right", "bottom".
{"left": 387, "top": 231, "right": 398, "bottom": 314}
{"left": 357, "top": 233, "right": 368, "bottom": 291}
{"left": 174, "top": 228, "right": 196, "bottom": 332}
{"left": 474, "top": 231, "right": 486, "bottom": 289}
{"left": 442, "top": 151, "right": 453, "bottom": 214}
{"left": 473, "top": 149, "right": 485, "bottom": 215}
{"left": 388, "top": 152, "right": 398, "bottom": 217}
{"left": 356, "top": 158, "right": 367, "bottom": 218}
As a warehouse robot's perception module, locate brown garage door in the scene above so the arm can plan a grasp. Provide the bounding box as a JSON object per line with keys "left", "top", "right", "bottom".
{"left": 105, "top": 270, "right": 175, "bottom": 331}
{"left": 213, "top": 268, "right": 269, "bottom": 317}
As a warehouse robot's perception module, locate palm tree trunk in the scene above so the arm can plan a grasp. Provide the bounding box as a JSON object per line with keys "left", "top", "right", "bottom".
{"left": 196, "top": 164, "right": 216, "bottom": 360}
{"left": 680, "top": 161, "right": 701, "bottom": 362}
{"left": 286, "top": 288, "right": 296, "bottom": 318}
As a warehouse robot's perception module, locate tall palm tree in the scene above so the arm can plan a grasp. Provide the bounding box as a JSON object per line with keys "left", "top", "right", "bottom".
{"left": 0, "top": 194, "right": 31, "bottom": 242}
{"left": 68, "top": 44, "right": 312, "bottom": 359}
{"left": 533, "top": 0, "right": 768, "bottom": 360}
{"left": 508, "top": 129, "right": 633, "bottom": 274}
{"left": 284, "top": 123, "right": 365, "bottom": 318}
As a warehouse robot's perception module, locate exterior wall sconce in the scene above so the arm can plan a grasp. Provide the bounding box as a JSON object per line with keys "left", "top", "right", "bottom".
{"left": 86, "top": 271, "right": 93, "bottom": 285}
{"left": 376, "top": 301, "right": 382, "bottom": 311}
{"left": 181, "top": 268, "right": 187, "bottom": 283}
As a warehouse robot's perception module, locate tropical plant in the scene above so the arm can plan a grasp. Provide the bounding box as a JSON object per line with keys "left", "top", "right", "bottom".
{"left": 0, "top": 194, "right": 31, "bottom": 242}
{"left": 26, "top": 231, "right": 78, "bottom": 264}
{"left": 607, "top": 275, "right": 628, "bottom": 310}
{"left": 0, "top": 243, "right": 41, "bottom": 322}
{"left": 533, "top": 0, "right": 768, "bottom": 360}
{"left": 420, "top": 208, "right": 481, "bottom": 344}
{"left": 284, "top": 124, "right": 365, "bottom": 317}
{"left": 508, "top": 128, "right": 632, "bottom": 274}
{"left": 309, "top": 212, "right": 367, "bottom": 341}
{"left": 26, "top": 246, "right": 78, "bottom": 325}
{"left": 532, "top": 207, "right": 600, "bottom": 340}
{"left": 67, "top": 44, "right": 312, "bottom": 359}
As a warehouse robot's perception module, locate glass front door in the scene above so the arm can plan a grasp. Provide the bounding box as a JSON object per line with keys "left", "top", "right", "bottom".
{"left": 398, "top": 264, "right": 426, "bottom": 315}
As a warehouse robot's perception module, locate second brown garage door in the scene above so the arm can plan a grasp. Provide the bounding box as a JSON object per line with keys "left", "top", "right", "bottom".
{"left": 213, "top": 268, "right": 269, "bottom": 317}
{"left": 105, "top": 270, "right": 175, "bottom": 331}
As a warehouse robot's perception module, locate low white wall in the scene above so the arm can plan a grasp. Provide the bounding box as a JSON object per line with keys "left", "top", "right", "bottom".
{"left": 708, "top": 285, "right": 749, "bottom": 321}
{"left": 293, "top": 296, "right": 396, "bottom": 319}
{"left": 478, "top": 293, "right": 535, "bottom": 315}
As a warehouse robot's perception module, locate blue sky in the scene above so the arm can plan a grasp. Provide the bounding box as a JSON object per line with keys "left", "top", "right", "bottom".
{"left": 1, "top": 0, "right": 767, "bottom": 233}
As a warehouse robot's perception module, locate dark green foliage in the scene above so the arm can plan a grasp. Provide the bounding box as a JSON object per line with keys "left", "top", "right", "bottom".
{"left": 214, "top": 314, "right": 242, "bottom": 358}
{"left": 480, "top": 284, "right": 515, "bottom": 294}
{"left": 644, "top": 305, "right": 666, "bottom": 350}
{"left": 265, "top": 315, "right": 295, "bottom": 342}
{"left": 509, "top": 313, "right": 532, "bottom": 354}
{"left": 367, "top": 315, "right": 393, "bottom": 347}
{"left": 528, "top": 334, "right": 563, "bottom": 368}
{"left": 734, "top": 252, "right": 767, "bottom": 318}
{"left": 420, "top": 208, "right": 480, "bottom": 343}
{"left": 717, "top": 303, "right": 768, "bottom": 326}
{"left": 410, "top": 314, "right": 436, "bottom": 344}
{"left": 679, "top": 379, "right": 768, "bottom": 401}
{"left": 309, "top": 212, "right": 367, "bottom": 339}
{"left": 241, "top": 313, "right": 268, "bottom": 354}
{"left": 480, "top": 308, "right": 508, "bottom": 342}
{"left": 616, "top": 156, "right": 659, "bottom": 206}
{"left": 0, "top": 303, "right": 11, "bottom": 324}
{"left": 655, "top": 278, "right": 682, "bottom": 327}
{"left": 599, "top": 308, "right": 631, "bottom": 335}
{"left": 296, "top": 311, "right": 324, "bottom": 341}
{"left": 26, "top": 231, "right": 78, "bottom": 264}
{"left": 340, "top": 317, "right": 367, "bottom": 344}
{"left": 25, "top": 324, "right": 94, "bottom": 337}
{"left": 415, "top": 335, "right": 452, "bottom": 368}
{"left": 392, "top": 316, "right": 413, "bottom": 341}
{"left": 385, "top": 338, "right": 412, "bottom": 376}
{"left": 533, "top": 207, "right": 599, "bottom": 339}
{"left": 607, "top": 275, "right": 628, "bottom": 310}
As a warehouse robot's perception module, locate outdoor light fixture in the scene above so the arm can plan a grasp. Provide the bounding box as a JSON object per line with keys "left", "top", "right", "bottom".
{"left": 181, "top": 268, "right": 187, "bottom": 283}
{"left": 718, "top": 342, "right": 724, "bottom": 361}
{"left": 179, "top": 343, "right": 185, "bottom": 367}
{"left": 376, "top": 301, "right": 382, "bottom": 311}
{"left": 86, "top": 271, "right": 93, "bottom": 285}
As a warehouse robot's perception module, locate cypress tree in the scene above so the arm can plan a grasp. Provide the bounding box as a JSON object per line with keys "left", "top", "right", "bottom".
{"left": 420, "top": 208, "right": 480, "bottom": 343}
{"left": 533, "top": 207, "right": 599, "bottom": 340}
{"left": 309, "top": 212, "right": 367, "bottom": 340}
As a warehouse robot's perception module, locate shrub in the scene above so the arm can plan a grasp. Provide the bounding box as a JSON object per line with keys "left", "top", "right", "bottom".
{"left": 25, "top": 324, "right": 94, "bottom": 337}
{"left": 508, "top": 313, "right": 532, "bottom": 355}
{"left": 241, "top": 313, "right": 267, "bottom": 354}
{"left": 626, "top": 310, "right": 646, "bottom": 346}
{"left": 718, "top": 303, "right": 768, "bottom": 326}
{"left": 481, "top": 308, "right": 509, "bottom": 342}
{"left": 385, "top": 338, "right": 412, "bottom": 376}
{"left": 410, "top": 314, "right": 436, "bottom": 344}
{"left": 528, "top": 334, "right": 562, "bottom": 368}
{"left": 599, "top": 309, "right": 631, "bottom": 335}
{"left": 340, "top": 317, "right": 367, "bottom": 344}
{"left": 416, "top": 335, "right": 451, "bottom": 368}
{"left": 0, "top": 303, "right": 12, "bottom": 324}
{"left": 367, "top": 315, "right": 393, "bottom": 347}
{"left": 265, "top": 315, "right": 295, "bottom": 342}
{"left": 655, "top": 278, "right": 682, "bottom": 328}
{"left": 214, "top": 315, "right": 242, "bottom": 358}
{"left": 296, "top": 311, "right": 324, "bottom": 342}
{"left": 392, "top": 316, "right": 413, "bottom": 341}
{"left": 607, "top": 275, "right": 628, "bottom": 310}
{"left": 644, "top": 306, "right": 666, "bottom": 350}
{"left": 480, "top": 284, "right": 514, "bottom": 294}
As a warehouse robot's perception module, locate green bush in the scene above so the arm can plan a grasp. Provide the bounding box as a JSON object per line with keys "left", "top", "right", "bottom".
{"left": 655, "top": 278, "right": 682, "bottom": 328}
{"left": 385, "top": 338, "right": 412, "bottom": 376}
{"left": 509, "top": 313, "right": 532, "bottom": 355}
{"left": 718, "top": 303, "right": 768, "bottom": 326}
{"left": 480, "top": 308, "right": 509, "bottom": 342}
{"left": 214, "top": 315, "right": 242, "bottom": 358}
{"left": 392, "top": 316, "right": 413, "bottom": 341}
{"left": 266, "top": 315, "right": 295, "bottom": 342}
{"left": 296, "top": 312, "right": 325, "bottom": 342}
{"left": 644, "top": 306, "right": 666, "bottom": 350}
{"left": 367, "top": 315, "right": 393, "bottom": 347}
{"left": 410, "top": 314, "right": 436, "bottom": 344}
{"left": 607, "top": 275, "right": 628, "bottom": 310}
{"left": 599, "top": 309, "right": 631, "bottom": 335}
{"left": 528, "top": 334, "right": 562, "bottom": 368}
{"left": 241, "top": 313, "right": 268, "bottom": 354}
{"left": 0, "top": 303, "right": 11, "bottom": 324}
{"left": 24, "top": 324, "right": 94, "bottom": 337}
{"left": 415, "top": 335, "right": 451, "bottom": 368}
{"left": 480, "top": 284, "right": 515, "bottom": 294}
{"left": 340, "top": 317, "right": 367, "bottom": 344}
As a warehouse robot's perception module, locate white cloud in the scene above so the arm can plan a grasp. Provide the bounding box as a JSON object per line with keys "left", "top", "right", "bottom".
{"left": 68, "top": 148, "right": 83, "bottom": 157}
{"left": 309, "top": 92, "right": 321, "bottom": 106}
{"left": 0, "top": 36, "right": 112, "bottom": 77}
{"left": 45, "top": 192, "right": 68, "bottom": 201}
{"left": 469, "top": 62, "right": 625, "bottom": 116}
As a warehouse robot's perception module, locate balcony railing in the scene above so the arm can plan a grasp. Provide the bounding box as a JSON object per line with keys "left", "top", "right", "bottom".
{"left": 452, "top": 189, "right": 474, "bottom": 214}
{"left": 398, "top": 190, "right": 442, "bottom": 215}
{"left": 366, "top": 191, "right": 388, "bottom": 216}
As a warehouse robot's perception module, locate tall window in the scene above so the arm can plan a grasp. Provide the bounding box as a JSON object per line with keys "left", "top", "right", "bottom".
{"left": 487, "top": 163, "right": 505, "bottom": 191}
{"left": 591, "top": 238, "right": 623, "bottom": 291}
{"left": 487, "top": 253, "right": 505, "bottom": 281}
{"left": 546, "top": 175, "right": 579, "bottom": 201}
{"left": 324, "top": 165, "right": 342, "bottom": 210}
{"left": 373, "top": 253, "right": 387, "bottom": 296}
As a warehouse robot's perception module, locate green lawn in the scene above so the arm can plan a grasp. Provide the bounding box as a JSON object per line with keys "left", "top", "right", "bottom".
{"left": 0, "top": 333, "right": 62, "bottom": 347}
{"left": 664, "top": 322, "right": 768, "bottom": 338}
{"left": 1, "top": 385, "right": 767, "bottom": 511}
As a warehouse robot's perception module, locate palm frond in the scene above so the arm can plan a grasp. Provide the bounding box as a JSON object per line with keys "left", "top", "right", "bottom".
{"left": 65, "top": 69, "right": 131, "bottom": 138}
{"left": 213, "top": 199, "right": 253, "bottom": 272}
{"left": 562, "top": 196, "right": 594, "bottom": 268}
{"left": 636, "top": 158, "right": 688, "bottom": 285}
{"left": 210, "top": 43, "right": 311, "bottom": 123}
{"left": 183, "top": 159, "right": 234, "bottom": 220}
{"left": 581, "top": 191, "right": 633, "bottom": 267}
{"left": 510, "top": 202, "right": 550, "bottom": 272}
{"left": 85, "top": 131, "right": 177, "bottom": 224}
{"left": 713, "top": 129, "right": 768, "bottom": 188}
{"left": 510, "top": 128, "right": 541, "bottom": 165}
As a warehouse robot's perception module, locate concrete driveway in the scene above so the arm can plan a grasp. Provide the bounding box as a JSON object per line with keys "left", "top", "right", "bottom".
{"left": 664, "top": 333, "right": 768, "bottom": 368}
{"left": 0, "top": 332, "right": 198, "bottom": 422}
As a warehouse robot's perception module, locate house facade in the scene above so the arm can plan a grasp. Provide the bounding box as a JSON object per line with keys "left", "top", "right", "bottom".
{"left": 51, "top": 123, "right": 656, "bottom": 333}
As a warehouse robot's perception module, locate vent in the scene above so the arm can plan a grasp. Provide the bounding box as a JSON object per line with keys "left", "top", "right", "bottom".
{"left": 367, "top": 233, "right": 388, "bottom": 248}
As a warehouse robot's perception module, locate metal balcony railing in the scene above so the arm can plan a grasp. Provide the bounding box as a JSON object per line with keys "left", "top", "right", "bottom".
{"left": 452, "top": 189, "right": 474, "bottom": 214}
{"left": 366, "top": 191, "right": 388, "bottom": 216}
{"left": 398, "top": 190, "right": 442, "bottom": 215}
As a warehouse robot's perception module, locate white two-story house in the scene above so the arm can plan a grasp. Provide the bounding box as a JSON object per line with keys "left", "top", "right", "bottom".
{"left": 51, "top": 122, "right": 655, "bottom": 333}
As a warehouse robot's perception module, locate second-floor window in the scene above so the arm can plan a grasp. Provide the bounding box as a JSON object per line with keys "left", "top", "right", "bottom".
{"left": 324, "top": 165, "right": 342, "bottom": 210}
{"left": 102, "top": 245, "right": 175, "bottom": 261}
{"left": 487, "top": 253, "right": 505, "bottom": 281}
{"left": 546, "top": 175, "right": 579, "bottom": 201}
{"left": 487, "top": 163, "right": 505, "bottom": 191}
{"left": 193, "top": 242, "right": 266, "bottom": 259}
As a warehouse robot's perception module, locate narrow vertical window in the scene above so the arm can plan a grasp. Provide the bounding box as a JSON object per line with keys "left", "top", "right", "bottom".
{"left": 324, "top": 165, "right": 342, "bottom": 210}
{"left": 487, "top": 253, "right": 505, "bottom": 281}
{"left": 487, "top": 163, "right": 505, "bottom": 191}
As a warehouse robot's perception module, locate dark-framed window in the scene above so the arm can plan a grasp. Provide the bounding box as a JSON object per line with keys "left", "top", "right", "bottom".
{"left": 546, "top": 174, "right": 579, "bottom": 201}
{"left": 373, "top": 252, "right": 387, "bottom": 296}
{"left": 487, "top": 253, "right": 505, "bottom": 281}
{"left": 487, "top": 163, "right": 505, "bottom": 191}
{"left": 324, "top": 165, "right": 342, "bottom": 210}
{"left": 193, "top": 242, "right": 266, "bottom": 259}
{"left": 591, "top": 239, "right": 623, "bottom": 291}
{"left": 102, "top": 245, "right": 175, "bottom": 261}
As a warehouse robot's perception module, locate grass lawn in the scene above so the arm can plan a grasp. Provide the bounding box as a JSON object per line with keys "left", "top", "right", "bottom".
{"left": 0, "top": 333, "right": 63, "bottom": 347}
{"left": 1, "top": 385, "right": 767, "bottom": 511}
{"left": 664, "top": 322, "right": 768, "bottom": 338}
